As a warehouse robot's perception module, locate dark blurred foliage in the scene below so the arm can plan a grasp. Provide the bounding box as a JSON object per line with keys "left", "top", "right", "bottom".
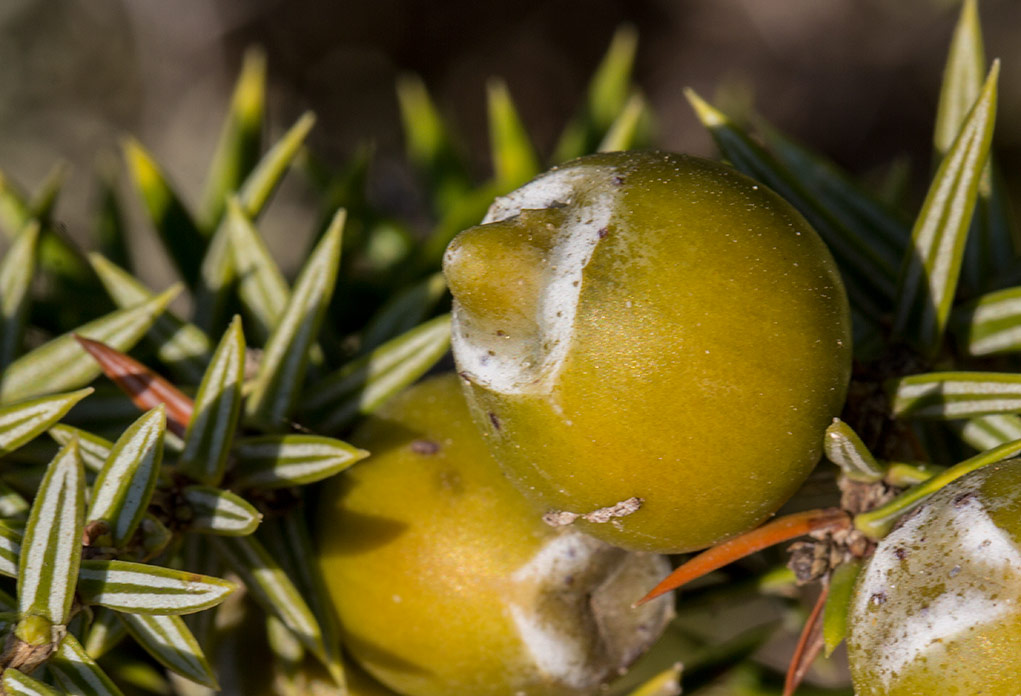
{"left": 3, "top": 0, "right": 1021, "bottom": 276}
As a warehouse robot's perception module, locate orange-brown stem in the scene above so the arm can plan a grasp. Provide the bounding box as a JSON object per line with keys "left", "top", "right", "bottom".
{"left": 784, "top": 581, "right": 829, "bottom": 696}
{"left": 74, "top": 335, "right": 194, "bottom": 437}
{"left": 635, "top": 507, "right": 849, "bottom": 606}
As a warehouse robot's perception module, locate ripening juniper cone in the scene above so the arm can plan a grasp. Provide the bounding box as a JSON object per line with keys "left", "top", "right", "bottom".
{"left": 317, "top": 375, "right": 674, "bottom": 696}
{"left": 443, "top": 151, "right": 852, "bottom": 554}
{"left": 847, "top": 458, "right": 1021, "bottom": 695}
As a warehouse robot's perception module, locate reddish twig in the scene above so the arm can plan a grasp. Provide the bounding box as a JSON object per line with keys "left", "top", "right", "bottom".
{"left": 74, "top": 335, "right": 194, "bottom": 437}
{"left": 635, "top": 508, "right": 850, "bottom": 606}
{"left": 784, "top": 581, "right": 829, "bottom": 696}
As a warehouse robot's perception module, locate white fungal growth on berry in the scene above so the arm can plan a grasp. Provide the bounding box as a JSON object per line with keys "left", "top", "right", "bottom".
{"left": 850, "top": 469, "right": 1021, "bottom": 689}
{"left": 507, "top": 530, "right": 673, "bottom": 689}
{"left": 446, "top": 165, "right": 617, "bottom": 395}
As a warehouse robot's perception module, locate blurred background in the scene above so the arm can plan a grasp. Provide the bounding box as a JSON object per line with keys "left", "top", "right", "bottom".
{"left": 1, "top": 0, "right": 1020, "bottom": 279}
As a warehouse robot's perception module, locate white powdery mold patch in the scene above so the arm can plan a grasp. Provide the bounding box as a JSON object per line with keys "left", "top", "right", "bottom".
{"left": 871, "top": 592, "right": 1006, "bottom": 686}
{"left": 507, "top": 603, "right": 594, "bottom": 690}
{"left": 508, "top": 533, "right": 608, "bottom": 689}
{"left": 507, "top": 530, "right": 672, "bottom": 690}
{"left": 451, "top": 165, "right": 618, "bottom": 395}
{"left": 510, "top": 528, "right": 609, "bottom": 587}
{"left": 855, "top": 483, "right": 1021, "bottom": 688}
{"left": 953, "top": 494, "right": 1021, "bottom": 571}
{"left": 852, "top": 503, "right": 932, "bottom": 620}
